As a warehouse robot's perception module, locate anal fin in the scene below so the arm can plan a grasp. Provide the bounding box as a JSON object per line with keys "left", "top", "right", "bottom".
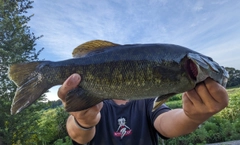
{"left": 65, "top": 87, "right": 104, "bottom": 112}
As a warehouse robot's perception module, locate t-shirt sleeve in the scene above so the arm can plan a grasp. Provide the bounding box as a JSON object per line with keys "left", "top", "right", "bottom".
{"left": 146, "top": 98, "right": 171, "bottom": 139}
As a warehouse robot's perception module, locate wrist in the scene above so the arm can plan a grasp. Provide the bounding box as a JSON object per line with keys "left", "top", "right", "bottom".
{"left": 71, "top": 115, "right": 95, "bottom": 131}
{"left": 183, "top": 112, "right": 206, "bottom": 125}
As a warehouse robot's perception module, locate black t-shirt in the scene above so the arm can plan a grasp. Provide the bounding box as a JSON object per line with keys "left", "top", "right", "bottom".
{"left": 73, "top": 98, "right": 170, "bottom": 145}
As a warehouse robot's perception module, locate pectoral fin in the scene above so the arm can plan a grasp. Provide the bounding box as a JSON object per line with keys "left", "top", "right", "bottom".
{"left": 152, "top": 93, "right": 176, "bottom": 112}
{"left": 72, "top": 40, "right": 120, "bottom": 58}
{"left": 65, "top": 87, "right": 104, "bottom": 112}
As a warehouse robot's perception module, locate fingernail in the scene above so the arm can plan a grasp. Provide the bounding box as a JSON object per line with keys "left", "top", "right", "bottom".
{"left": 68, "top": 74, "right": 80, "bottom": 86}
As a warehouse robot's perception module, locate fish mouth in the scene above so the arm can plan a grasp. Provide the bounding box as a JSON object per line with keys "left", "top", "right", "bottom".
{"left": 186, "top": 59, "right": 198, "bottom": 81}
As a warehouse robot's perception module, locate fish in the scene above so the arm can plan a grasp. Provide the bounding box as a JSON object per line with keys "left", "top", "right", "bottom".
{"left": 8, "top": 40, "right": 229, "bottom": 115}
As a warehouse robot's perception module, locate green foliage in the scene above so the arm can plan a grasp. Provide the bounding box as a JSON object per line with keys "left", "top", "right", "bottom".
{"left": 225, "top": 67, "right": 240, "bottom": 88}
{"left": 167, "top": 94, "right": 182, "bottom": 101}
{"left": 165, "top": 100, "right": 182, "bottom": 109}
{"left": 36, "top": 107, "right": 69, "bottom": 144}
{"left": 0, "top": 0, "right": 44, "bottom": 144}
{"left": 165, "top": 94, "right": 182, "bottom": 108}
{"left": 0, "top": 2, "right": 68, "bottom": 142}
{"left": 216, "top": 88, "right": 240, "bottom": 121}
{"left": 11, "top": 107, "right": 69, "bottom": 144}
{"left": 38, "top": 109, "right": 61, "bottom": 142}
{"left": 48, "top": 99, "right": 64, "bottom": 109}
{"left": 53, "top": 136, "right": 72, "bottom": 145}
{"left": 163, "top": 117, "right": 240, "bottom": 145}
{"left": 162, "top": 87, "right": 240, "bottom": 145}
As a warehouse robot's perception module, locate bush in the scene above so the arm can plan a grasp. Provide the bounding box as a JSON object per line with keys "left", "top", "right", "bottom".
{"left": 168, "top": 94, "right": 182, "bottom": 101}
{"left": 53, "top": 136, "right": 72, "bottom": 145}
{"left": 165, "top": 100, "right": 182, "bottom": 109}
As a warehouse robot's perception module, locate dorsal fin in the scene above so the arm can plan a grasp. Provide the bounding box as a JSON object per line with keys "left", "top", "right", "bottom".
{"left": 72, "top": 40, "right": 120, "bottom": 58}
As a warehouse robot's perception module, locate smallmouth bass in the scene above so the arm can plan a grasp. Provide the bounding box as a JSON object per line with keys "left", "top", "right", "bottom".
{"left": 8, "top": 40, "right": 229, "bottom": 114}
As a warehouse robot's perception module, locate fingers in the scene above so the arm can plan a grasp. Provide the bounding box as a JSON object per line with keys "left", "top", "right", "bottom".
{"left": 72, "top": 102, "right": 103, "bottom": 127}
{"left": 58, "top": 73, "right": 81, "bottom": 102}
{"left": 194, "top": 81, "right": 216, "bottom": 107}
{"left": 84, "top": 102, "right": 103, "bottom": 117}
{"left": 74, "top": 102, "right": 103, "bottom": 118}
{"left": 182, "top": 90, "right": 203, "bottom": 114}
{"left": 57, "top": 73, "right": 102, "bottom": 127}
{"left": 182, "top": 92, "right": 193, "bottom": 109}
{"left": 182, "top": 78, "right": 229, "bottom": 123}
{"left": 185, "top": 79, "right": 223, "bottom": 107}
{"left": 204, "top": 78, "right": 229, "bottom": 107}
{"left": 184, "top": 88, "right": 203, "bottom": 106}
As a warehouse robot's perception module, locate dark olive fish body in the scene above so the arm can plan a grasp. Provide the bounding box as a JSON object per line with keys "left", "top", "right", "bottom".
{"left": 8, "top": 40, "right": 229, "bottom": 114}
{"left": 41, "top": 44, "right": 193, "bottom": 99}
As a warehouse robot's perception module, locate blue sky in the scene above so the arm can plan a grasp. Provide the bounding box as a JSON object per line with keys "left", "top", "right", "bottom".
{"left": 28, "top": 0, "right": 240, "bottom": 100}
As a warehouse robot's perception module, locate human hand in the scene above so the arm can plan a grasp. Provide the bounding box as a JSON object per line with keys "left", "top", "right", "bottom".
{"left": 182, "top": 78, "right": 229, "bottom": 124}
{"left": 58, "top": 73, "right": 103, "bottom": 128}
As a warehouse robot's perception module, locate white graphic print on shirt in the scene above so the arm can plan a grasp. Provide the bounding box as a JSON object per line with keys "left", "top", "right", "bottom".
{"left": 113, "top": 117, "right": 132, "bottom": 139}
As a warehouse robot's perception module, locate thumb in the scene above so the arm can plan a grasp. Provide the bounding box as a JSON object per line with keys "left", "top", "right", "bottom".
{"left": 57, "top": 73, "right": 81, "bottom": 102}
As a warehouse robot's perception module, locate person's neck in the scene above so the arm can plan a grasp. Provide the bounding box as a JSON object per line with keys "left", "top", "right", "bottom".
{"left": 113, "top": 99, "right": 129, "bottom": 105}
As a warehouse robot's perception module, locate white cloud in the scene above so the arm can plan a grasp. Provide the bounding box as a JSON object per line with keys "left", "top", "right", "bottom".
{"left": 30, "top": 1, "right": 240, "bottom": 63}
{"left": 29, "top": 0, "right": 240, "bottom": 64}
{"left": 192, "top": 1, "right": 204, "bottom": 12}
{"left": 211, "top": 0, "right": 229, "bottom": 5}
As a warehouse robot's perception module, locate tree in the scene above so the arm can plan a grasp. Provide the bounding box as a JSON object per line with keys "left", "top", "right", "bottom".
{"left": 0, "top": 0, "right": 44, "bottom": 144}
{"left": 225, "top": 67, "right": 240, "bottom": 88}
{"left": 36, "top": 107, "right": 69, "bottom": 144}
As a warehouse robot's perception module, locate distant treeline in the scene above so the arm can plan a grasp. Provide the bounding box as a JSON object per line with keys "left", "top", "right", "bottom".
{"left": 225, "top": 67, "right": 240, "bottom": 88}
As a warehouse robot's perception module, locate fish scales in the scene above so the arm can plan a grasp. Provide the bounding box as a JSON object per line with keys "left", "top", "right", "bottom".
{"left": 42, "top": 46, "right": 190, "bottom": 99}
{"left": 79, "top": 60, "right": 186, "bottom": 99}
{"left": 8, "top": 40, "right": 229, "bottom": 114}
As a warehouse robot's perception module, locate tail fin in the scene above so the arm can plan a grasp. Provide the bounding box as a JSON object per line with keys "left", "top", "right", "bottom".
{"left": 8, "top": 62, "right": 51, "bottom": 115}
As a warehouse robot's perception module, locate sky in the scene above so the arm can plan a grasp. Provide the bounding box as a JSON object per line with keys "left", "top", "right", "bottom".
{"left": 28, "top": 0, "right": 240, "bottom": 100}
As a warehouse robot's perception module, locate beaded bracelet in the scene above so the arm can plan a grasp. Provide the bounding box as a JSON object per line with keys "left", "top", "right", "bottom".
{"left": 72, "top": 115, "right": 94, "bottom": 131}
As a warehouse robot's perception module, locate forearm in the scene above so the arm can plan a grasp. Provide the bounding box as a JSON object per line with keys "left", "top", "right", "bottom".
{"left": 154, "top": 109, "right": 200, "bottom": 138}
{"left": 67, "top": 115, "right": 96, "bottom": 144}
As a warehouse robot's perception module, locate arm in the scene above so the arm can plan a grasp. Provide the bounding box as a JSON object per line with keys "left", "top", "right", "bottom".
{"left": 154, "top": 78, "right": 229, "bottom": 138}
{"left": 58, "top": 73, "right": 103, "bottom": 144}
